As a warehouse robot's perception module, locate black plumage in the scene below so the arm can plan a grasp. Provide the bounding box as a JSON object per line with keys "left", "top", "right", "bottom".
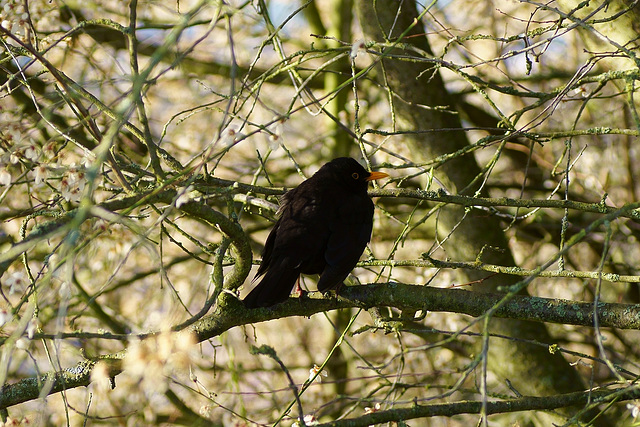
{"left": 243, "top": 157, "right": 388, "bottom": 308}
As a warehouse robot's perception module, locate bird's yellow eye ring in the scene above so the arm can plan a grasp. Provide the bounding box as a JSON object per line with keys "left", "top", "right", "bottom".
{"left": 352, "top": 172, "right": 359, "bottom": 179}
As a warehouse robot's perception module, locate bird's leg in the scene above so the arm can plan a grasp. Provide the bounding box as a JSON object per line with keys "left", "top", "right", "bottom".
{"left": 333, "top": 281, "right": 344, "bottom": 295}
{"left": 320, "top": 282, "right": 344, "bottom": 301}
{"left": 294, "top": 277, "right": 307, "bottom": 298}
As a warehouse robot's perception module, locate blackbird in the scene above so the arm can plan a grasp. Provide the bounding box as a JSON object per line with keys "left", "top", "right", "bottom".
{"left": 243, "top": 157, "right": 388, "bottom": 308}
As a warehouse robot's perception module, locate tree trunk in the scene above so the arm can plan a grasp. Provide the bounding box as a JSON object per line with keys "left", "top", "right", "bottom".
{"left": 355, "top": 1, "right": 607, "bottom": 424}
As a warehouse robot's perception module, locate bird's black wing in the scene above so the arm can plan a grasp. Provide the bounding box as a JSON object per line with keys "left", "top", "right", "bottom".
{"left": 243, "top": 185, "right": 330, "bottom": 308}
{"left": 316, "top": 194, "right": 374, "bottom": 292}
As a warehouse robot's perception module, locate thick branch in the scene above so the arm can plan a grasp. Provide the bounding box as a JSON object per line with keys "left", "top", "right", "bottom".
{"left": 3, "top": 283, "right": 640, "bottom": 410}
{"left": 192, "top": 284, "right": 640, "bottom": 341}
{"left": 0, "top": 360, "right": 101, "bottom": 410}
{"left": 312, "top": 387, "right": 640, "bottom": 426}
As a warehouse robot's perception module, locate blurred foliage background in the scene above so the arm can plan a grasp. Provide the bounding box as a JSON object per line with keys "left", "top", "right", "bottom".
{"left": 1, "top": 0, "right": 640, "bottom": 425}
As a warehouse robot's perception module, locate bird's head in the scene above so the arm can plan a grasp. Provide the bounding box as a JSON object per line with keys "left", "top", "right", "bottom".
{"left": 319, "top": 157, "right": 389, "bottom": 193}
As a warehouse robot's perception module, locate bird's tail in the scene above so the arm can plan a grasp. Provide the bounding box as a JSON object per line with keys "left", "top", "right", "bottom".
{"left": 243, "top": 260, "right": 300, "bottom": 308}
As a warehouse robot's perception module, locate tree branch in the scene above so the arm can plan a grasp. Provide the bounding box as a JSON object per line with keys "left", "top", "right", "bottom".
{"left": 3, "top": 283, "right": 640, "bottom": 410}
{"left": 312, "top": 386, "right": 640, "bottom": 426}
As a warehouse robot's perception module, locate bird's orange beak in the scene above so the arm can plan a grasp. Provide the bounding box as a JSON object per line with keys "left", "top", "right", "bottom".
{"left": 366, "top": 171, "right": 389, "bottom": 181}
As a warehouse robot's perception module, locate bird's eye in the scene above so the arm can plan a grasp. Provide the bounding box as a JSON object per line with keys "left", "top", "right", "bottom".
{"left": 352, "top": 173, "right": 359, "bottom": 180}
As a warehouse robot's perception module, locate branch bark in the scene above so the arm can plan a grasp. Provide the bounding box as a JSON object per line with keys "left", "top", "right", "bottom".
{"left": 4, "top": 284, "right": 640, "bottom": 411}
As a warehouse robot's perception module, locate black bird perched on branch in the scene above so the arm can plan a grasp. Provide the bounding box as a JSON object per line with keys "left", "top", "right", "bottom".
{"left": 243, "top": 157, "right": 388, "bottom": 308}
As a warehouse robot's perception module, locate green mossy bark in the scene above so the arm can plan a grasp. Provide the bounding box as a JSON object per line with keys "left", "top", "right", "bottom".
{"left": 354, "top": 1, "right": 608, "bottom": 424}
